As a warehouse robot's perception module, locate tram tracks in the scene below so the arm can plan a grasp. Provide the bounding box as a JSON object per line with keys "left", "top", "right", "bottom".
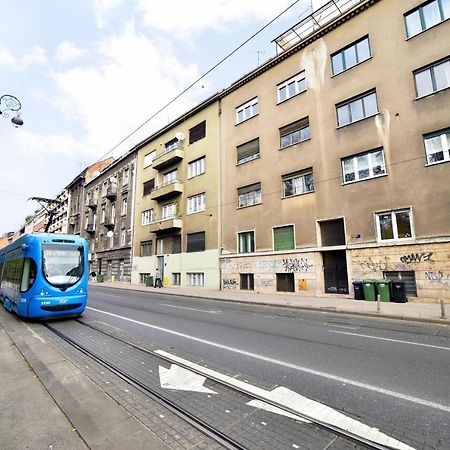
{"left": 44, "top": 320, "right": 394, "bottom": 450}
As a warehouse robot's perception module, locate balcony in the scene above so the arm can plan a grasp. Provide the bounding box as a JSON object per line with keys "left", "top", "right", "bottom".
{"left": 152, "top": 142, "right": 184, "bottom": 171}
{"left": 106, "top": 184, "right": 118, "bottom": 200}
{"left": 148, "top": 217, "right": 183, "bottom": 234}
{"left": 121, "top": 182, "right": 129, "bottom": 193}
{"left": 150, "top": 179, "right": 183, "bottom": 201}
{"left": 85, "top": 223, "right": 95, "bottom": 234}
{"left": 103, "top": 217, "right": 115, "bottom": 229}
{"left": 86, "top": 199, "right": 97, "bottom": 210}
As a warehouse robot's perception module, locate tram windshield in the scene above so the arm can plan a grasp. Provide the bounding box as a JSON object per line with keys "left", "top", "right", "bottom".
{"left": 42, "top": 244, "right": 84, "bottom": 289}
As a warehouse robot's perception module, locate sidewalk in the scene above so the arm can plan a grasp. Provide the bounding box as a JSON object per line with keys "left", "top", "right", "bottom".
{"left": 92, "top": 281, "right": 449, "bottom": 325}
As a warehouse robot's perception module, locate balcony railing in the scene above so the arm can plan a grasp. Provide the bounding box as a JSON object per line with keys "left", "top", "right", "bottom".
{"left": 150, "top": 179, "right": 183, "bottom": 201}
{"left": 103, "top": 217, "right": 115, "bottom": 228}
{"left": 86, "top": 199, "right": 97, "bottom": 209}
{"left": 148, "top": 216, "right": 182, "bottom": 234}
{"left": 274, "top": 0, "right": 365, "bottom": 54}
{"left": 85, "top": 223, "right": 95, "bottom": 233}
{"left": 106, "top": 184, "right": 117, "bottom": 199}
{"left": 152, "top": 143, "right": 184, "bottom": 171}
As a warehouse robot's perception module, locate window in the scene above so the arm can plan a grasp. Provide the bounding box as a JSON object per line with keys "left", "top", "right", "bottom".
{"left": 424, "top": 127, "right": 450, "bottom": 164}
{"left": 337, "top": 90, "right": 378, "bottom": 126}
{"left": 162, "top": 203, "right": 176, "bottom": 219}
{"left": 282, "top": 169, "right": 314, "bottom": 197}
{"left": 140, "top": 273, "right": 150, "bottom": 284}
{"left": 236, "top": 97, "right": 259, "bottom": 124}
{"left": 123, "top": 169, "right": 129, "bottom": 185}
{"left": 187, "top": 232, "right": 206, "bottom": 252}
{"left": 274, "top": 225, "right": 295, "bottom": 251}
{"left": 163, "top": 169, "right": 178, "bottom": 185}
{"left": 240, "top": 273, "right": 254, "bottom": 290}
{"left": 277, "top": 273, "right": 295, "bottom": 292}
{"left": 144, "top": 151, "right": 156, "bottom": 168}
{"left": 141, "top": 209, "right": 154, "bottom": 225}
{"left": 188, "top": 157, "right": 206, "bottom": 178}
{"left": 110, "top": 204, "right": 115, "bottom": 223}
{"left": 238, "top": 231, "right": 255, "bottom": 253}
{"left": 121, "top": 199, "right": 127, "bottom": 216}
{"left": 342, "top": 148, "right": 386, "bottom": 183}
{"left": 280, "top": 118, "right": 310, "bottom": 148}
{"left": 173, "top": 273, "right": 181, "bottom": 285}
{"left": 143, "top": 179, "right": 155, "bottom": 196}
{"left": 120, "top": 229, "right": 126, "bottom": 246}
{"left": 101, "top": 207, "right": 105, "bottom": 223}
{"left": 140, "top": 241, "right": 152, "bottom": 257}
{"left": 187, "top": 272, "right": 204, "bottom": 286}
{"left": 331, "top": 36, "right": 371, "bottom": 75}
{"left": 404, "top": 0, "right": 450, "bottom": 38}
{"left": 238, "top": 183, "right": 261, "bottom": 208}
{"left": 237, "top": 138, "right": 260, "bottom": 165}
{"left": 187, "top": 193, "right": 205, "bottom": 214}
{"left": 277, "top": 71, "right": 306, "bottom": 102}
{"left": 376, "top": 209, "right": 413, "bottom": 241}
{"left": 189, "top": 121, "right": 206, "bottom": 144}
{"left": 414, "top": 57, "right": 450, "bottom": 97}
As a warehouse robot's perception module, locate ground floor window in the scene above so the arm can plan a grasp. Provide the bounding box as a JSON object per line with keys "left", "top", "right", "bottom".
{"left": 140, "top": 273, "right": 150, "bottom": 284}
{"left": 187, "top": 272, "right": 204, "bottom": 287}
{"left": 173, "top": 273, "right": 181, "bottom": 285}
{"left": 240, "top": 273, "right": 254, "bottom": 290}
{"left": 276, "top": 273, "right": 295, "bottom": 292}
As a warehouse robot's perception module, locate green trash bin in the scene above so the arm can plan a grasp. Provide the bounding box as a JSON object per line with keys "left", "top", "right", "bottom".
{"left": 97, "top": 275, "right": 104, "bottom": 283}
{"left": 145, "top": 276, "right": 154, "bottom": 287}
{"left": 362, "top": 279, "right": 376, "bottom": 301}
{"left": 375, "top": 279, "right": 391, "bottom": 302}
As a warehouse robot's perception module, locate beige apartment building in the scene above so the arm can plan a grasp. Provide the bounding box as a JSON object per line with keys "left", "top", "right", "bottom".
{"left": 131, "top": 95, "right": 221, "bottom": 289}
{"left": 219, "top": 0, "right": 450, "bottom": 301}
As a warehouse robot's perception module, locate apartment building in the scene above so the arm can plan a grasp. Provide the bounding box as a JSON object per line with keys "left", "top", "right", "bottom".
{"left": 83, "top": 153, "right": 136, "bottom": 281}
{"left": 131, "top": 95, "right": 221, "bottom": 289}
{"left": 219, "top": 0, "right": 450, "bottom": 301}
{"left": 47, "top": 189, "right": 69, "bottom": 234}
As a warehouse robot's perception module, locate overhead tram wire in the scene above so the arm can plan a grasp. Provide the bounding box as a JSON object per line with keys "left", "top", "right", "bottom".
{"left": 91, "top": 0, "right": 304, "bottom": 164}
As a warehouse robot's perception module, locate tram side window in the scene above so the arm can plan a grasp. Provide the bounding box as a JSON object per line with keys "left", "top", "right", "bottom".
{"left": 3, "top": 258, "right": 25, "bottom": 291}
{"left": 20, "top": 258, "right": 37, "bottom": 292}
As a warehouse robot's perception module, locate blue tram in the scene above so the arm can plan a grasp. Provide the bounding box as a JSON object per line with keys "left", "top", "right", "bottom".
{"left": 0, "top": 234, "right": 88, "bottom": 319}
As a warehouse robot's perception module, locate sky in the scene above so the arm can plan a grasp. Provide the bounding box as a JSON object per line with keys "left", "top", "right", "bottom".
{"left": 0, "top": 0, "right": 326, "bottom": 235}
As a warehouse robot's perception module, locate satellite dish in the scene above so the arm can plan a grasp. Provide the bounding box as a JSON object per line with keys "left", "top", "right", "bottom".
{"left": 106, "top": 230, "right": 114, "bottom": 238}
{"left": 109, "top": 176, "right": 116, "bottom": 183}
{"left": 175, "top": 132, "right": 185, "bottom": 141}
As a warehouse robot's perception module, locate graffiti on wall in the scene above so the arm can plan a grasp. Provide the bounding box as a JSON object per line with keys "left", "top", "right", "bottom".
{"left": 222, "top": 278, "right": 238, "bottom": 290}
{"left": 355, "top": 256, "right": 395, "bottom": 272}
{"left": 281, "top": 258, "right": 313, "bottom": 272}
{"left": 261, "top": 278, "right": 273, "bottom": 286}
{"left": 221, "top": 258, "right": 251, "bottom": 273}
{"left": 256, "top": 260, "right": 278, "bottom": 270}
{"left": 424, "top": 271, "right": 449, "bottom": 286}
{"left": 400, "top": 252, "right": 434, "bottom": 264}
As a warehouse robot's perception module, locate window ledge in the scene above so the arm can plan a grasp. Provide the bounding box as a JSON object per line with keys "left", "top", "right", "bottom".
{"left": 235, "top": 114, "right": 259, "bottom": 126}
{"left": 282, "top": 190, "right": 315, "bottom": 199}
{"left": 336, "top": 112, "right": 379, "bottom": 129}
{"left": 236, "top": 156, "right": 261, "bottom": 167}
{"left": 341, "top": 173, "right": 388, "bottom": 186}
{"left": 425, "top": 159, "right": 450, "bottom": 167}
{"left": 415, "top": 86, "right": 450, "bottom": 101}
{"left": 279, "top": 137, "right": 311, "bottom": 151}
{"left": 376, "top": 237, "right": 415, "bottom": 245}
{"left": 237, "top": 202, "right": 262, "bottom": 210}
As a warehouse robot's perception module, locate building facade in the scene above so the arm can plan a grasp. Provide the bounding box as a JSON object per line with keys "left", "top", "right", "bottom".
{"left": 219, "top": 0, "right": 450, "bottom": 301}
{"left": 83, "top": 153, "right": 137, "bottom": 282}
{"left": 131, "top": 95, "right": 221, "bottom": 289}
{"left": 47, "top": 189, "right": 69, "bottom": 234}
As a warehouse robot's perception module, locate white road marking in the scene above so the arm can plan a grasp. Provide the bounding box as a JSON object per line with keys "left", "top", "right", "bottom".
{"left": 157, "top": 351, "right": 414, "bottom": 450}
{"left": 325, "top": 324, "right": 359, "bottom": 330}
{"left": 86, "top": 307, "right": 450, "bottom": 413}
{"left": 159, "top": 303, "right": 222, "bottom": 314}
{"left": 23, "top": 324, "right": 46, "bottom": 343}
{"left": 328, "top": 330, "right": 450, "bottom": 351}
{"left": 91, "top": 292, "right": 120, "bottom": 298}
{"left": 159, "top": 364, "right": 217, "bottom": 394}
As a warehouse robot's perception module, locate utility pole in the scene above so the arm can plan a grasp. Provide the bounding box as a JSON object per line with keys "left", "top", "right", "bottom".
{"left": 29, "top": 197, "right": 62, "bottom": 233}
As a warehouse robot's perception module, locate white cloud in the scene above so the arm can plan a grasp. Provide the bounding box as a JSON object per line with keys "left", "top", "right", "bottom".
{"left": 93, "top": 0, "right": 126, "bottom": 28}
{"left": 136, "top": 0, "right": 293, "bottom": 34}
{"left": 0, "top": 45, "right": 48, "bottom": 71}
{"left": 55, "top": 41, "right": 87, "bottom": 64}
{"left": 51, "top": 23, "right": 202, "bottom": 156}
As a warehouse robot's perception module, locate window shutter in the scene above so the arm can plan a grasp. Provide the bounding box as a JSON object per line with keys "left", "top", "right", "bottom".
{"left": 237, "top": 138, "right": 259, "bottom": 163}
{"left": 280, "top": 118, "right": 308, "bottom": 136}
{"left": 189, "top": 121, "right": 206, "bottom": 144}
{"left": 274, "top": 226, "right": 295, "bottom": 251}
{"left": 143, "top": 179, "right": 155, "bottom": 196}
{"left": 187, "top": 232, "right": 206, "bottom": 252}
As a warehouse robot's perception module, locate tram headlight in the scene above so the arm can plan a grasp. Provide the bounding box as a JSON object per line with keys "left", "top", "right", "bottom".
{"left": 39, "top": 289, "right": 49, "bottom": 296}
{"left": 76, "top": 287, "right": 85, "bottom": 294}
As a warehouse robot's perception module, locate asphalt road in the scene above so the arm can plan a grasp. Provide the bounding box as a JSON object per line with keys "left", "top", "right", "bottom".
{"left": 84, "top": 286, "right": 450, "bottom": 449}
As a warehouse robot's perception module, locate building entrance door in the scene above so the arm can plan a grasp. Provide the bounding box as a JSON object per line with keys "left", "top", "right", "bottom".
{"left": 157, "top": 256, "right": 164, "bottom": 281}
{"left": 322, "top": 251, "right": 348, "bottom": 294}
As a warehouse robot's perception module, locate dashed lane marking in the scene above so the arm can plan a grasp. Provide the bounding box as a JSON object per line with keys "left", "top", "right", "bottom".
{"left": 159, "top": 303, "right": 222, "bottom": 314}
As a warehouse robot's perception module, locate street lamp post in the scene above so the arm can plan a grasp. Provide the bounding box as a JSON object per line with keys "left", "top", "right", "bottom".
{"left": 0, "top": 95, "right": 23, "bottom": 127}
